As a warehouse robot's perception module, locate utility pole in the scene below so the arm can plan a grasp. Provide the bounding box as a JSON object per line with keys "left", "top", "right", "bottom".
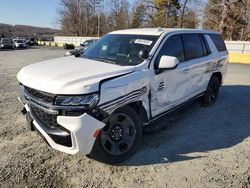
{"left": 98, "top": 12, "right": 100, "bottom": 37}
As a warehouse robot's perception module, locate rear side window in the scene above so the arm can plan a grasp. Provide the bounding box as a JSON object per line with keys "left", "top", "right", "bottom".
{"left": 182, "top": 34, "right": 204, "bottom": 61}
{"left": 201, "top": 34, "right": 211, "bottom": 55}
{"left": 155, "top": 34, "right": 184, "bottom": 68}
{"left": 209, "top": 34, "right": 227, "bottom": 52}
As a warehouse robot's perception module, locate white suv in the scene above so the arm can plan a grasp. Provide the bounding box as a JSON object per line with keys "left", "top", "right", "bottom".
{"left": 17, "top": 28, "right": 228, "bottom": 164}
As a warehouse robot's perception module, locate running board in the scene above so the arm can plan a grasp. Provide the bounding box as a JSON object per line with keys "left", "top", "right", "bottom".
{"left": 144, "top": 93, "right": 203, "bottom": 132}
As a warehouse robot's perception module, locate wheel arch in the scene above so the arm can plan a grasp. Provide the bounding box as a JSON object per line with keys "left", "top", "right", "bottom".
{"left": 120, "top": 101, "right": 149, "bottom": 125}
{"left": 211, "top": 72, "right": 222, "bottom": 85}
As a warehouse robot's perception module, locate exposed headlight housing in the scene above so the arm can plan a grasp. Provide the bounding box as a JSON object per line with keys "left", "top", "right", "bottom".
{"left": 55, "top": 93, "right": 99, "bottom": 109}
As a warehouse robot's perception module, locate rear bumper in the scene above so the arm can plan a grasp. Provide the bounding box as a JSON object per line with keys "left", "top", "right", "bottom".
{"left": 24, "top": 104, "right": 105, "bottom": 155}
{"left": 16, "top": 44, "right": 26, "bottom": 48}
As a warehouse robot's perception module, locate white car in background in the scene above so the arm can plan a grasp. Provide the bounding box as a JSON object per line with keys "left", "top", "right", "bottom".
{"left": 17, "top": 28, "right": 228, "bottom": 164}
{"left": 13, "top": 39, "right": 27, "bottom": 48}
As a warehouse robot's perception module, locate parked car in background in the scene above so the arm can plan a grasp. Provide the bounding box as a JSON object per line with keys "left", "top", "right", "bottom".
{"left": 29, "top": 38, "right": 38, "bottom": 46}
{"left": 80, "top": 39, "right": 97, "bottom": 49}
{"left": 63, "top": 43, "right": 75, "bottom": 50}
{"left": 25, "top": 37, "right": 31, "bottom": 46}
{"left": 65, "top": 39, "right": 98, "bottom": 56}
{"left": 17, "top": 28, "right": 228, "bottom": 164}
{"left": 64, "top": 47, "right": 84, "bottom": 56}
{"left": 1, "top": 38, "right": 14, "bottom": 49}
{"left": 13, "top": 39, "right": 27, "bottom": 48}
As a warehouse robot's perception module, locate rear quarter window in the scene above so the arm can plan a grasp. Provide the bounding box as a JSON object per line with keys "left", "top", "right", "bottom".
{"left": 209, "top": 34, "right": 227, "bottom": 52}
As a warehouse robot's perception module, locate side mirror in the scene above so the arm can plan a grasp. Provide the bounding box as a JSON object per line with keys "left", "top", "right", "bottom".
{"left": 138, "top": 49, "right": 149, "bottom": 60}
{"left": 158, "top": 55, "right": 179, "bottom": 70}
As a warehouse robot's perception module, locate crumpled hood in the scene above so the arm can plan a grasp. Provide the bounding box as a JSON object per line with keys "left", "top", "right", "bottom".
{"left": 17, "top": 56, "right": 135, "bottom": 94}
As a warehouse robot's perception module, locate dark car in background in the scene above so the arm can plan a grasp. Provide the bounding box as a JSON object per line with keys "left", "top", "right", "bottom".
{"left": 0, "top": 38, "right": 14, "bottom": 49}
{"left": 80, "top": 39, "right": 97, "bottom": 49}
{"left": 29, "top": 38, "right": 38, "bottom": 46}
{"left": 63, "top": 43, "right": 75, "bottom": 50}
{"left": 65, "top": 39, "right": 98, "bottom": 56}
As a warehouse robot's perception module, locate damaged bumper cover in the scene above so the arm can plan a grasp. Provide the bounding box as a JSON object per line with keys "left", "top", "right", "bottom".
{"left": 24, "top": 104, "right": 105, "bottom": 155}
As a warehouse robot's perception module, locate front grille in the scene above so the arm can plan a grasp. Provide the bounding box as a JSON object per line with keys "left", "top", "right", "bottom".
{"left": 30, "top": 105, "right": 72, "bottom": 147}
{"left": 24, "top": 86, "right": 55, "bottom": 104}
{"left": 31, "top": 105, "right": 60, "bottom": 129}
{"left": 22, "top": 85, "right": 73, "bottom": 147}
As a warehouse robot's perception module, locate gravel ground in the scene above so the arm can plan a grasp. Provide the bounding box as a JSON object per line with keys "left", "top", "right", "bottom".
{"left": 0, "top": 47, "right": 249, "bottom": 188}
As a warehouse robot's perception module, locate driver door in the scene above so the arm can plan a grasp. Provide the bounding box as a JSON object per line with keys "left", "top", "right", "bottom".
{"left": 150, "top": 34, "right": 192, "bottom": 117}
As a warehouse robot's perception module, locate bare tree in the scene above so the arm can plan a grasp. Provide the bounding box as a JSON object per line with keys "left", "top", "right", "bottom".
{"left": 58, "top": 0, "right": 103, "bottom": 36}
{"left": 106, "top": 0, "right": 130, "bottom": 31}
{"left": 203, "top": 0, "right": 249, "bottom": 40}
{"left": 179, "top": 0, "right": 189, "bottom": 28}
{"left": 57, "top": 0, "right": 250, "bottom": 39}
{"left": 131, "top": 2, "right": 146, "bottom": 28}
{"left": 178, "top": 0, "right": 200, "bottom": 28}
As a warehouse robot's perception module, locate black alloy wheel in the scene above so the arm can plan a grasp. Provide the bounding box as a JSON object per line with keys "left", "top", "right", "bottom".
{"left": 89, "top": 106, "right": 142, "bottom": 164}
{"left": 202, "top": 76, "right": 220, "bottom": 106}
{"left": 100, "top": 113, "right": 136, "bottom": 156}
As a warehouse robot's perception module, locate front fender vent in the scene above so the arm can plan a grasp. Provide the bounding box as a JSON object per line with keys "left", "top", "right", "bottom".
{"left": 158, "top": 81, "right": 164, "bottom": 91}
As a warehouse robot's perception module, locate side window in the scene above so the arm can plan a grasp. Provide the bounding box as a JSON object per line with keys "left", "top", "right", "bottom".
{"left": 201, "top": 34, "right": 211, "bottom": 55}
{"left": 209, "top": 34, "right": 227, "bottom": 52}
{"left": 182, "top": 34, "right": 204, "bottom": 61}
{"left": 155, "top": 35, "right": 184, "bottom": 69}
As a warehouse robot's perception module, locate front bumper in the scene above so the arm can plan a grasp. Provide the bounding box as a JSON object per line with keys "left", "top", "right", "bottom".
{"left": 24, "top": 104, "right": 105, "bottom": 155}
{"left": 1, "top": 45, "right": 13, "bottom": 49}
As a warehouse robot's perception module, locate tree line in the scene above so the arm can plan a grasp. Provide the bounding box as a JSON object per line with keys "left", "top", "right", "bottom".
{"left": 58, "top": 0, "right": 250, "bottom": 40}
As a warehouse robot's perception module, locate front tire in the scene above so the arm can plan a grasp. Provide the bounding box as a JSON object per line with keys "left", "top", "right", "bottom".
{"left": 202, "top": 76, "right": 221, "bottom": 106}
{"left": 89, "top": 106, "right": 142, "bottom": 164}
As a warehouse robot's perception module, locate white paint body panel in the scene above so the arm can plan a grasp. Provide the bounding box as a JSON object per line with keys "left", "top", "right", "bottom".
{"left": 17, "top": 56, "right": 135, "bottom": 94}
{"left": 17, "top": 28, "right": 228, "bottom": 156}
{"left": 25, "top": 104, "right": 105, "bottom": 155}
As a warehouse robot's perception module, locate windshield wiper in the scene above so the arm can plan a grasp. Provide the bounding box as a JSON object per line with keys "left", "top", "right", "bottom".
{"left": 91, "top": 57, "right": 117, "bottom": 64}
{"left": 81, "top": 55, "right": 117, "bottom": 64}
{"left": 102, "top": 59, "right": 117, "bottom": 64}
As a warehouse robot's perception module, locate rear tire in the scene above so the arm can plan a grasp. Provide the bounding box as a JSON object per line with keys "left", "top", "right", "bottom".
{"left": 202, "top": 76, "right": 220, "bottom": 106}
{"left": 89, "top": 106, "right": 142, "bottom": 164}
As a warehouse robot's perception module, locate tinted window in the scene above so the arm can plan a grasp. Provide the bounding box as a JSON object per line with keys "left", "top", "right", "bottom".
{"left": 201, "top": 34, "right": 211, "bottom": 55}
{"left": 155, "top": 35, "right": 184, "bottom": 68}
{"left": 209, "top": 34, "right": 227, "bottom": 52}
{"left": 182, "top": 34, "right": 204, "bottom": 61}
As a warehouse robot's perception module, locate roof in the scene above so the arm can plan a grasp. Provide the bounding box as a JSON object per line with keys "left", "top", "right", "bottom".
{"left": 109, "top": 28, "right": 219, "bottom": 36}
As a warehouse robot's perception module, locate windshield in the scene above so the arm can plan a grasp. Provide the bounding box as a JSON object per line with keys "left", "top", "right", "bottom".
{"left": 82, "top": 41, "right": 91, "bottom": 46}
{"left": 81, "top": 34, "right": 159, "bottom": 66}
{"left": 16, "top": 40, "right": 24, "bottom": 43}
{"left": 1, "top": 40, "right": 11, "bottom": 44}
{"left": 1, "top": 39, "right": 11, "bottom": 42}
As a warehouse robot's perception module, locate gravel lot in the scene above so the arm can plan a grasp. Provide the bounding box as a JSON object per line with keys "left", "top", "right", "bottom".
{"left": 0, "top": 47, "right": 249, "bottom": 188}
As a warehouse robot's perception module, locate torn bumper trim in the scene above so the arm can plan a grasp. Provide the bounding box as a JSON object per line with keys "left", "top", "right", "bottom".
{"left": 24, "top": 104, "right": 105, "bottom": 155}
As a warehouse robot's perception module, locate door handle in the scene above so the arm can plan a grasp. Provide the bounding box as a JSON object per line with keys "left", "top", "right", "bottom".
{"left": 182, "top": 68, "right": 190, "bottom": 73}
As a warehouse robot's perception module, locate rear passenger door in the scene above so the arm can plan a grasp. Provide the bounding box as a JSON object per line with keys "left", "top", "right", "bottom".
{"left": 181, "top": 33, "right": 213, "bottom": 96}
